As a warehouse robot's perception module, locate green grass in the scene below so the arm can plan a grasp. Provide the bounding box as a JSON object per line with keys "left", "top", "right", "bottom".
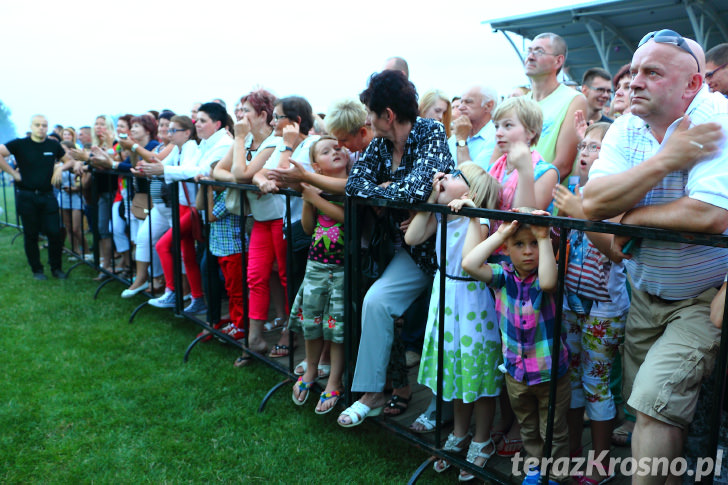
{"left": 0, "top": 220, "right": 451, "bottom": 484}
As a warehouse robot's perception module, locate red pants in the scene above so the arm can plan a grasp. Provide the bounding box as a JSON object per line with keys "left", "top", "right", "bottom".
{"left": 156, "top": 205, "right": 203, "bottom": 299}
{"left": 219, "top": 253, "right": 245, "bottom": 329}
{"left": 247, "top": 218, "right": 287, "bottom": 321}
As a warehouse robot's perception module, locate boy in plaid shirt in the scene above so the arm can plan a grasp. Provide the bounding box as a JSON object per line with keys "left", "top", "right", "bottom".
{"left": 462, "top": 209, "right": 570, "bottom": 482}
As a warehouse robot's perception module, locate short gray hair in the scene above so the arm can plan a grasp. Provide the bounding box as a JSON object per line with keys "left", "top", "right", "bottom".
{"left": 479, "top": 86, "right": 499, "bottom": 110}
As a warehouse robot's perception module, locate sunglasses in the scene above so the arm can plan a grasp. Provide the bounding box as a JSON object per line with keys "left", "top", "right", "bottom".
{"left": 449, "top": 169, "right": 470, "bottom": 187}
{"left": 638, "top": 29, "right": 700, "bottom": 72}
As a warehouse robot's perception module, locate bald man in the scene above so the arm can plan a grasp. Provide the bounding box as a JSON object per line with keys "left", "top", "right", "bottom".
{"left": 382, "top": 56, "right": 409, "bottom": 78}
{"left": 0, "top": 115, "right": 76, "bottom": 279}
{"left": 582, "top": 30, "right": 728, "bottom": 483}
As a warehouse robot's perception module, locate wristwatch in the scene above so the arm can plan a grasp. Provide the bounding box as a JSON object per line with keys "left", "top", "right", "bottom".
{"left": 280, "top": 145, "right": 293, "bottom": 153}
{"left": 456, "top": 139, "right": 467, "bottom": 147}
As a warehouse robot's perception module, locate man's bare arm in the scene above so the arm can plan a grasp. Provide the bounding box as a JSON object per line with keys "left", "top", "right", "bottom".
{"left": 550, "top": 94, "right": 587, "bottom": 179}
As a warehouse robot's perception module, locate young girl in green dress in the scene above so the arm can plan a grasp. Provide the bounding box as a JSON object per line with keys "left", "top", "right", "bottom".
{"left": 404, "top": 162, "right": 502, "bottom": 481}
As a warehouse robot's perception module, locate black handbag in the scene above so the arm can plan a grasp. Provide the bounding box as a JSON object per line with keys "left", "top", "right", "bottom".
{"left": 360, "top": 208, "right": 396, "bottom": 281}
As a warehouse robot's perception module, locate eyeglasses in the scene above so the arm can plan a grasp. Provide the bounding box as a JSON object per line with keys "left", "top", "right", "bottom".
{"left": 450, "top": 169, "right": 470, "bottom": 187}
{"left": 586, "top": 85, "right": 613, "bottom": 96}
{"left": 577, "top": 142, "right": 601, "bottom": 153}
{"left": 273, "top": 114, "right": 289, "bottom": 121}
{"left": 526, "top": 47, "right": 559, "bottom": 58}
{"left": 638, "top": 29, "right": 700, "bottom": 72}
{"left": 168, "top": 128, "right": 187, "bottom": 134}
{"left": 706, "top": 63, "right": 728, "bottom": 80}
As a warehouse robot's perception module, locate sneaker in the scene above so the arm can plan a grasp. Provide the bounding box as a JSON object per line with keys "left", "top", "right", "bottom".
{"left": 51, "top": 269, "right": 68, "bottom": 279}
{"left": 221, "top": 323, "right": 246, "bottom": 340}
{"left": 183, "top": 293, "right": 192, "bottom": 301}
{"left": 33, "top": 272, "right": 47, "bottom": 281}
{"left": 183, "top": 297, "right": 207, "bottom": 314}
{"left": 197, "top": 321, "right": 225, "bottom": 342}
{"left": 148, "top": 290, "right": 177, "bottom": 308}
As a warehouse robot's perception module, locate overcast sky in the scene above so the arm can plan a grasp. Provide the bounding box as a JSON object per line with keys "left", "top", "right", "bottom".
{"left": 2, "top": 0, "right": 585, "bottom": 138}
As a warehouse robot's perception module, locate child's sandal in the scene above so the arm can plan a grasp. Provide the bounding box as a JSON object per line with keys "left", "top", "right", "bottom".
{"left": 459, "top": 438, "right": 495, "bottom": 482}
{"left": 433, "top": 432, "right": 471, "bottom": 473}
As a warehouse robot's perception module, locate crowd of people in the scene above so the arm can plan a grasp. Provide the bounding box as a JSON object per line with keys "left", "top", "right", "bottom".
{"left": 2, "top": 30, "right": 728, "bottom": 484}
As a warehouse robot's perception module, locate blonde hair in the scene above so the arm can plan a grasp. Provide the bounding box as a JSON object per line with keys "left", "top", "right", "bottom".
{"left": 584, "top": 122, "right": 609, "bottom": 141}
{"left": 492, "top": 97, "right": 543, "bottom": 146}
{"left": 91, "top": 115, "right": 117, "bottom": 147}
{"left": 459, "top": 162, "right": 500, "bottom": 209}
{"left": 62, "top": 127, "right": 77, "bottom": 145}
{"left": 418, "top": 89, "right": 452, "bottom": 137}
{"left": 325, "top": 98, "right": 367, "bottom": 135}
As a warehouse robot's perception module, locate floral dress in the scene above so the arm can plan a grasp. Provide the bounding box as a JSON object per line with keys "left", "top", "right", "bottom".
{"left": 417, "top": 215, "right": 503, "bottom": 403}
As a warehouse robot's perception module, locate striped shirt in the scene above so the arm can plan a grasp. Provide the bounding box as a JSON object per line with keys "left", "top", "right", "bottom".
{"left": 489, "top": 263, "right": 569, "bottom": 385}
{"left": 589, "top": 86, "right": 728, "bottom": 300}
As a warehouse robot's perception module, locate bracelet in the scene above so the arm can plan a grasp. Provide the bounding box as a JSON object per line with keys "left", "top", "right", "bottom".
{"left": 132, "top": 143, "right": 139, "bottom": 153}
{"left": 112, "top": 161, "right": 119, "bottom": 170}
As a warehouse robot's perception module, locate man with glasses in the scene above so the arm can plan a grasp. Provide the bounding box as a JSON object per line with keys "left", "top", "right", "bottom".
{"left": 706, "top": 43, "right": 728, "bottom": 97}
{"left": 525, "top": 32, "right": 587, "bottom": 181}
{"left": 580, "top": 67, "right": 614, "bottom": 124}
{"left": 582, "top": 30, "right": 728, "bottom": 483}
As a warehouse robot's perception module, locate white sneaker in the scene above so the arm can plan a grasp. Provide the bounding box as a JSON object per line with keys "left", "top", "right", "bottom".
{"left": 148, "top": 290, "right": 176, "bottom": 308}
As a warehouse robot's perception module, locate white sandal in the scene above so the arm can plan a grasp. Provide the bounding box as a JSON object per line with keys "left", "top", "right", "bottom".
{"left": 263, "top": 317, "right": 285, "bottom": 333}
{"left": 433, "top": 432, "right": 471, "bottom": 473}
{"left": 458, "top": 438, "right": 495, "bottom": 482}
{"left": 410, "top": 412, "right": 436, "bottom": 434}
{"left": 337, "top": 401, "right": 383, "bottom": 428}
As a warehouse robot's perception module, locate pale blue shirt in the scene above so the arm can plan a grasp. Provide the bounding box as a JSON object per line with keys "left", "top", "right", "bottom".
{"left": 448, "top": 120, "right": 496, "bottom": 170}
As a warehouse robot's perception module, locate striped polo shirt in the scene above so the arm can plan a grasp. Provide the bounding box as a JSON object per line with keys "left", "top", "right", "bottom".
{"left": 589, "top": 86, "right": 728, "bottom": 300}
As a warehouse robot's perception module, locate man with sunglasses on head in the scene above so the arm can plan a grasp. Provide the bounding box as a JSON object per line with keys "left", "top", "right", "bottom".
{"left": 581, "top": 67, "right": 614, "bottom": 124}
{"left": 582, "top": 30, "right": 728, "bottom": 483}
{"left": 706, "top": 43, "right": 728, "bottom": 97}
{"left": 524, "top": 32, "right": 587, "bottom": 180}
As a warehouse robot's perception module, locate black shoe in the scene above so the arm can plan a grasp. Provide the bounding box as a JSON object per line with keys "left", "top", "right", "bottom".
{"left": 51, "top": 269, "right": 68, "bottom": 279}
{"left": 33, "top": 272, "right": 48, "bottom": 280}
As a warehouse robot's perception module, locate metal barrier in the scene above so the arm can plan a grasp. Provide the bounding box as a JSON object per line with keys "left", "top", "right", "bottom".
{"left": 16, "top": 166, "right": 728, "bottom": 484}
{"left": 344, "top": 197, "right": 728, "bottom": 484}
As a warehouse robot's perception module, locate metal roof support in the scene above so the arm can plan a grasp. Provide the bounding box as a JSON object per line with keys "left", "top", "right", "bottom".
{"left": 577, "top": 14, "right": 635, "bottom": 57}
{"left": 688, "top": 0, "right": 728, "bottom": 46}
{"left": 684, "top": 0, "right": 708, "bottom": 46}
{"left": 498, "top": 29, "right": 526, "bottom": 66}
{"left": 584, "top": 22, "right": 611, "bottom": 73}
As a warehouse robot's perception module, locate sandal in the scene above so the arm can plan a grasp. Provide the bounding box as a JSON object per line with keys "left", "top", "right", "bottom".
{"left": 337, "top": 401, "right": 383, "bottom": 428}
{"left": 264, "top": 317, "right": 285, "bottom": 332}
{"left": 315, "top": 390, "right": 341, "bottom": 415}
{"left": 496, "top": 435, "right": 523, "bottom": 457}
{"left": 383, "top": 394, "right": 410, "bottom": 416}
{"left": 433, "top": 432, "right": 471, "bottom": 473}
{"left": 233, "top": 355, "right": 252, "bottom": 368}
{"left": 611, "top": 422, "right": 633, "bottom": 447}
{"left": 410, "top": 413, "right": 436, "bottom": 434}
{"left": 292, "top": 376, "right": 313, "bottom": 406}
{"left": 268, "top": 344, "right": 293, "bottom": 358}
{"left": 459, "top": 439, "right": 495, "bottom": 482}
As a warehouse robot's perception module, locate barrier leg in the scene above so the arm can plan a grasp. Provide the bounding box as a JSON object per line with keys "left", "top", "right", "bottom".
{"left": 128, "top": 301, "right": 150, "bottom": 324}
{"left": 258, "top": 379, "right": 292, "bottom": 413}
{"left": 407, "top": 457, "right": 436, "bottom": 485}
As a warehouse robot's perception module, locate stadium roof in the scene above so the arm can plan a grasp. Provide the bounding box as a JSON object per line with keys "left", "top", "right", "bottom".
{"left": 485, "top": 0, "right": 728, "bottom": 83}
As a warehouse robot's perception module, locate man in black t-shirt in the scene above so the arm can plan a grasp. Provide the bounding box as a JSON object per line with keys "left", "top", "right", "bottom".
{"left": 0, "top": 115, "right": 76, "bottom": 280}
